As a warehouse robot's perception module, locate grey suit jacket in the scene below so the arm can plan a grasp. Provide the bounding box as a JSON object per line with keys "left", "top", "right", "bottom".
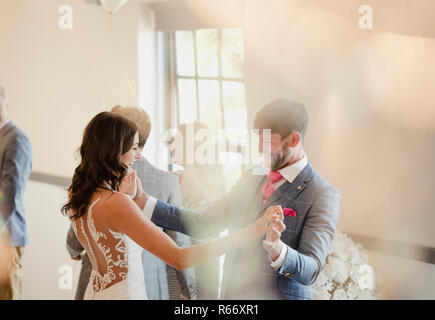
{"left": 66, "top": 157, "right": 195, "bottom": 300}
{"left": 151, "top": 162, "right": 340, "bottom": 300}
{"left": 0, "top": 121, "right": 33, "bottom": 247}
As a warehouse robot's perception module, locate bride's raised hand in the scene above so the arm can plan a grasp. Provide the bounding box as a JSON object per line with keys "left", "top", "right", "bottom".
{"left": 134, "top": 174, "right": 143, "bottom": 195}
{"left": 246, "top": 205, "right": 284, "bottom": 239}
{"left": 131, "top": 174, "right": 149, "bottom": 211}
{"left": 119, "top": 170, "right": 137, "bottom": 196}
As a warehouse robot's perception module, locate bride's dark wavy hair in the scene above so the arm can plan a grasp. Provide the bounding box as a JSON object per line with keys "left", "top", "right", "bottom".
{"left": 62, "top": 112, "right": 138, "bottom": 220}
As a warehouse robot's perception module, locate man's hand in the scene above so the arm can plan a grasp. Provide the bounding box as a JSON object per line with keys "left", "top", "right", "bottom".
{"left": 248, "top": 205, "right": 283, "bottom": 239}
{"left": 262, "top": 218, "right": 286, "bottom": 261}
{"left": 72, "top": 252, "right": 84, "bottom": 261}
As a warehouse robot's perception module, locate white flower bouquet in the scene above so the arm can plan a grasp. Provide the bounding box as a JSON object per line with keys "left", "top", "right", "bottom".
{"left": 313, "top": 230, "right": 386, "bottom": 300}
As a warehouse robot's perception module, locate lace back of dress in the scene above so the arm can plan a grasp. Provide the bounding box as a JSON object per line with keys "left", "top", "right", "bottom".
{"left": 70, "top": 197, "right": 129, "bottom": 292}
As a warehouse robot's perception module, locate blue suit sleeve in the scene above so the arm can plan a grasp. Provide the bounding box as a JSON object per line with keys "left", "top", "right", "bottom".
{"left": 150, "top": 172, "right": 251, "bottom": 239}
{"left": 0, "top": 134, "right": 33, "bottom": 224}
{"left": 278, "top": 185, "right": 340, "bottom": 285}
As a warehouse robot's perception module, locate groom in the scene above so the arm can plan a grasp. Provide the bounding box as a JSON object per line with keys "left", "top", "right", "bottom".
{"left": 142, "top": 98, "right": 340, "bottom": 299}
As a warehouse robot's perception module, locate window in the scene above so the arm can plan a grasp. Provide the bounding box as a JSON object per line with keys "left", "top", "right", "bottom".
{"left": 158, "top": 27, "right": 247, "bottom": 299}
{"left": 167, "top": 28, "right": 247, "bottom": 190}
{"left": 173, "top": 28, "right": 246, "bottom": 130}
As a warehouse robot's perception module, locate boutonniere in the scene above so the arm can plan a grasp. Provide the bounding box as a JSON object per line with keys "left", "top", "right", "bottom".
{"left": 283, "top": 208, "right": 297, "bottom": 217}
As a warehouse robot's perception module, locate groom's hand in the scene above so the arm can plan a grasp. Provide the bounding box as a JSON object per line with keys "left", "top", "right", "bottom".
{"left": 262, "top": 219, "right": 286, "bottom": 261}
{"left": 72, "top": 252, "right": 84, "bottom": 261}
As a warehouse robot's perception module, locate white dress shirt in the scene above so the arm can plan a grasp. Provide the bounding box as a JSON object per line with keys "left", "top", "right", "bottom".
{"left": 268, "top": 154, "right": 308, "bottom": 270}
{"left": 142, "top": 155, "right": 309, "bottom": 270}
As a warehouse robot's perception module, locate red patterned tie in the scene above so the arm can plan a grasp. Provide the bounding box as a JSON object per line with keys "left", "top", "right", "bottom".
{"left": 261, "top": 171, "right": 283, "bottom": 205}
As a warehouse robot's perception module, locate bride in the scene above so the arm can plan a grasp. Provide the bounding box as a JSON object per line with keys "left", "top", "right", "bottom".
{"left": 61, "top": 112, "right": 283, "bottom": 300}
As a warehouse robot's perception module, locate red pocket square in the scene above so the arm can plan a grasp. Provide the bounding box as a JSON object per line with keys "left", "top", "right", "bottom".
{"left": 283, "top": 208, "right": 297, "bottom": 217}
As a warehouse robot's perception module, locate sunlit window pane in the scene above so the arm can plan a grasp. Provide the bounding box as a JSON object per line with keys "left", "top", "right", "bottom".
{"left": 223, "top": 81, "right": 246, "bottom": 130}
{"left": 175, "top": 31, "right": 195, "bottom": 76}
{"left": 198, "top": 80, "right": 222, "bottom": 129}
{"left": 196, "top": 29, "right": 219, "bottom": 77}
{"left": 222, "top": 161, "right": 243, "bottom": 190}
{"left": 222, "top": 29, "right": 244, "bottom": 78}
{"left": 172, "top": 29, "right": 246, "bottom": 293}
{"left": 178, "top": 79, "right": 197, "bottom": 124}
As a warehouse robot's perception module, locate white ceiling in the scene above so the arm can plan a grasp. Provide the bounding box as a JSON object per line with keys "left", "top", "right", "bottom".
{"left": 308, "top": 0, "right": 435, "bottom": 38}
{"left": 138, "top": 0, "right": 435, "bottom": 38}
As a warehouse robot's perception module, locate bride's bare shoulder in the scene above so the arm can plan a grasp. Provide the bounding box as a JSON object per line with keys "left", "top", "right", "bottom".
{"left": 96, "top": 190, "right": 135, "bottom": 214}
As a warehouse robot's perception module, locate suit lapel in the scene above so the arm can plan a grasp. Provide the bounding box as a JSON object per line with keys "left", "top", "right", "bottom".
{"left": 262, "top": 162, "right": 313, "bottom": 212}
{"left": 247, "top": 163, "right": 314, "bottom": 248}
{"left": 242, "top": 174, "right": 266, "bottom": 226}
{"left": 0, "top": 121, "right": 13, "bottom": 141}
{"left": 253, "top": 175, "right": 266, "bottom": 213}
{"left": 243, "top": 163, "right": 315, "bottom": 226}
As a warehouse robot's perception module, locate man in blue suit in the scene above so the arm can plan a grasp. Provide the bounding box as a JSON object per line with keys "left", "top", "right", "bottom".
{"left": 141, "top": 98, "right": 340, "bottom": 299}
{"left": 0, "top": 86, "right": 33, "bottom": 300}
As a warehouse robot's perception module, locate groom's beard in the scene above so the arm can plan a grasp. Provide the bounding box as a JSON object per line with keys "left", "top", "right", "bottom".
{"left": 270, "top": 145, "right": 293, "bottom": 171}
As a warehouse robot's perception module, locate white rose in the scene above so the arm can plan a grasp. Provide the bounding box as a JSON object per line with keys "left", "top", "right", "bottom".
{"left": 357, "top": 290, "right": 376, "bottom": 300}
{"left": 346, "top": 282, "right": 361, "bottom": 300}
{"left": 329, "top": 235, "right": 347, "bottom": 257}
{"left": 350, "top": 265, "right": 361, "bottom": 283}
{"left": 350, "top": 254, "right": 361, "bottom": 266}
{"left": 321, "top": 263, "right": 337, "bottom": 281}
{"left": 329, "top": 257, "right": 350, "bottom": 284}
{"left": 332, "top": 288, "right": 347, "bottom": 300}
{"left": 346, "top": 244, "right": 361, "bottom": 265}
{"left": 335, "top": 248, "right": 349, "bottom": 261}
{"left": 314, "top": 271, "right": 328, "bottom": 287}
{"left": 314, "top": 272, "right": 333, "bottom": 292}
{"left": 314, "top": 289, "right": 331, "bottom": 300}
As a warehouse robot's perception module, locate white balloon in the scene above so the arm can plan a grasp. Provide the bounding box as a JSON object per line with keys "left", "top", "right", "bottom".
{"left": 99, "top": 0, "right": 128, "bottom": 13}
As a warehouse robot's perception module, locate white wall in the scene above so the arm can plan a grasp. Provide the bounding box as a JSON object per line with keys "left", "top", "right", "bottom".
{"left": 137, "top": 4, "right": 160, "bottom": 165}
{"left": 0, "top": 0, "right": 158, "bottom": 178}
{"left": 22, "top": 181, "right": 78, "bottom": 299}
{"left": 367, "top": 251, "right": 435, "bottom": 299}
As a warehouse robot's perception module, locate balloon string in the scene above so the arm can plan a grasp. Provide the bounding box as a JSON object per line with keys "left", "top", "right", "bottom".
{"left": 102, "top": 13, "right": 113, "bottom": 109}
{"left": 107, "top": 12, "right": 137, "bottom": 102}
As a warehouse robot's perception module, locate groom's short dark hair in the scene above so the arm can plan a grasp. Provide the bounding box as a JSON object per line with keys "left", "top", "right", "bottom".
{"left": 253, "top": 98, "right": 309, "bottom": 140}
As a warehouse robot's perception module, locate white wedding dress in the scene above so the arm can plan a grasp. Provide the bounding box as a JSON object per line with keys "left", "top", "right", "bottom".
{"left": 70, "top": 195, "right": 147, "bottom": 300}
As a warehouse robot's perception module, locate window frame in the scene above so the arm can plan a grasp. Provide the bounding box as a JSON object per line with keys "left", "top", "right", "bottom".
{"left": 170, "top": 28, "right": 246, "bottom": 129}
